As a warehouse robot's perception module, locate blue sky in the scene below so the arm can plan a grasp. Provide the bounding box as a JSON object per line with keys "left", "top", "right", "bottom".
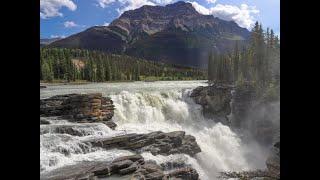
{"left": 40, "top": 0, "right": 279, "bottom": 39}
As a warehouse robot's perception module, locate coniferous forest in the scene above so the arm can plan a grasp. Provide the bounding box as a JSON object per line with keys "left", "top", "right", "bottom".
{"left": 40, "top": 48, "right": 207, "bottom": 82}
{"left": 207, "top": 22, "right": 280, "bottom": 100}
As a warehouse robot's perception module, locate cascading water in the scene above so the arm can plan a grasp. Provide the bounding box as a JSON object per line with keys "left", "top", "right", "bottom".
{"left": 40, "top": 81, "right": 268, "bottom": 179}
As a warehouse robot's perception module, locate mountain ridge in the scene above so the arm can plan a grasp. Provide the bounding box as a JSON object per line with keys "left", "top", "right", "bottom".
{"left": 49, "top": 1, "right": 250, "bottom": 68}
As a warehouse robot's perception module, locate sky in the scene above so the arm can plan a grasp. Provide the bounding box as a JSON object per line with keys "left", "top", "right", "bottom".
{"left": 40, "top": 0, "right": 279, "bottom": 39}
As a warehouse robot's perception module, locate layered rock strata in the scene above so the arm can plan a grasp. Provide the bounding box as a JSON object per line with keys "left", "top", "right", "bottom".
{"left": 40, "top": 93, "right": 116, "bottom": 129}
{"left": 84, "top": 131, "right": 201, "bottom": 157}
{"left": 40, "top": 154, "right": 200, "bottom": 180}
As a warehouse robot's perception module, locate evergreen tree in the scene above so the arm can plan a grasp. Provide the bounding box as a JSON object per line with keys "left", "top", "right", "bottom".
{"left": 207, "top": 51, "right": 214, "bottom": 82}
{"left": 233, "top": 41, "right": 240, "bottom": 82}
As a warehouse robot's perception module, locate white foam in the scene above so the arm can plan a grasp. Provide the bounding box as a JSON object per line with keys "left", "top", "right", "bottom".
{"left": 40, "top": 81, "right": 267, "bottom": 179}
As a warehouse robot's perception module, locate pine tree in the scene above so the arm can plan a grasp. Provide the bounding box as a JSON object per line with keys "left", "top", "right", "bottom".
{"left": 233, "top": 41, "right": 240, "bottom": 82}
{"left": 42, "top": 61, "right": 53, "bottom": 82}
{"left": 207, "top": 51, "right": 214, "bottom": 82}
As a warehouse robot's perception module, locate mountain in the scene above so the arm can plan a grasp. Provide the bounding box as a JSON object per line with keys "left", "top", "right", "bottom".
{"left": 49, "top": 1, "right": 250, "bottom": 68}
{"left": 40, "top": 37, "right": 63, "bottom": 47}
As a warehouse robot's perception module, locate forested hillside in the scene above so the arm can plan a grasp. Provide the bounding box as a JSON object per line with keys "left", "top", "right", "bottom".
{"left": 207, "top": 22, "right": 280, "bottom": 99}
{"left": 40, "top": 48, "right": 207, "bottom": 82}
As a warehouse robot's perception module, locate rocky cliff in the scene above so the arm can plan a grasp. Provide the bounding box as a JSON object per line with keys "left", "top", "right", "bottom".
{"left": 190, "top": 83, "right": 279, "bottom": 146}
{"left": 40, "top": 93, "right": 116, "bottom": 129}
{"left": 190, "top": 84, "right": 233, "bottom": 124}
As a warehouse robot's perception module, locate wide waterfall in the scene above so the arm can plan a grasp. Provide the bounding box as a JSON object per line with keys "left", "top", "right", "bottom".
{"left": 40, "top": 81, "right": 268, "bottom": 180}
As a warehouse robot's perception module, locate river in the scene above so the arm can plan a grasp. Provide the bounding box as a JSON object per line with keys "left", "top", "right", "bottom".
{"left": 40, "top": 81, "right": 268, "bottom": 179}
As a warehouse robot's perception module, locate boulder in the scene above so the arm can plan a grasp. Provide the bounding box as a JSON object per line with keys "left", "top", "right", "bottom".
{"left": 40, "top": 154, "right": 200, "bottom": 180}
{"left": 40, "top": 118, "right": 50, "bottom": 125}
{"left": 84, "top": 131, "right": 201, "bottom": 157}
{"left": 167, "top": 167, "right": 199, "bottom": 180}
{"left": 132, "top": 161, "right": 200, "bottom": 180}
{"left": 190, "top": 84, "right": 232, "bottom": 124}
{"left": 40, "top": 124, "right": 98, "bottom": 136}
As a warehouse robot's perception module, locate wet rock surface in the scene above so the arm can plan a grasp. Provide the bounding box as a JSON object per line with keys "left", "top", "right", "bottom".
{"left": 219, "top": 140, "right": 280, "bottom": 180}
{"left": 40, "top": 155, "right": 200, "bottom": 180}
{"left": 265, "top": 141, "right": 280, "bottom": 179}
{"left": 40, "top": 118, "right": 51, "bottom": 125}
{"left": 191, "top": 83, "right": 279, "bottom": 146}
{"left": 40, "top": 93, "right": 116, "bottom": 129}
{"left": 40, "top": 123, "right": 105, "bottom": 136}
{"left": 190, "top": 84, "right": 232, "bottom": 124}
{"left": 84, "top": 131, "right": 201, "bottom": 157}
{"left": 219, "top": 170, "right": 276, "bottom": 180}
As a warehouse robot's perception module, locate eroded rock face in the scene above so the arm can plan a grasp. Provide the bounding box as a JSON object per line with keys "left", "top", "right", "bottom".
{"left": 40, "top": 93, "right": 116, "bottom": 129}
{"left": 40, "top": 154, "right": 200, "bottom": 180}
{"left": 190, "top": 84, "right": 232, "bottom": 124}
{"left": 191, "top": 83, "right": 279, "bottom": 146}
{"left": 84, "top": 131, "right": 201, "bottom": 157}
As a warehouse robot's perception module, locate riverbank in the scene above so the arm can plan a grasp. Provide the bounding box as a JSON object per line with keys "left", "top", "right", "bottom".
{"left": 40, "top": 79, "right": 207, "bottom": 86}
{"left": 40, "top": 80, "right": 206, "bottom": 89}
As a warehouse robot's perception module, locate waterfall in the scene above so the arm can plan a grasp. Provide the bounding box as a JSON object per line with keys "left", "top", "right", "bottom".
{"left": 40, "top": 81, "right": 267, "bottom": 179}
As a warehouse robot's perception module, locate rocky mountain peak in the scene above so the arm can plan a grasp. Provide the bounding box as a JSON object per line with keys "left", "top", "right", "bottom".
{"left": 119, "top": 1, "right": 199, "bottom": 19}
{"left": 109, "top": 1, "right": 202, "bottom": 36}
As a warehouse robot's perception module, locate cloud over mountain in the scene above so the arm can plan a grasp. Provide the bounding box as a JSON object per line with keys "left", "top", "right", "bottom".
{"left": 40, "top": 0, "right": 77, "bottom": 19}
{"left": 190, "top": 1, "right": 259, "bottom": 29}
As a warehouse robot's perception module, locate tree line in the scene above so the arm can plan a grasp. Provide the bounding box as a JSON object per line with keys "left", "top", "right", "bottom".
{"left": 208, "top": 21, "right": 280, "bottom": 88}
{"left": 40, "top": 48, "right": 207, "bottom": 82}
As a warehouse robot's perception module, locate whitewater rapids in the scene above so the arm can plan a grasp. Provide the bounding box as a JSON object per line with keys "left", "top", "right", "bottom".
{"left": 40, "top": 81, "right": 268, "bottom": 179}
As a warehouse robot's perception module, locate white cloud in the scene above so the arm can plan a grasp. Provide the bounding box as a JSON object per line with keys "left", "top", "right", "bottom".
{"left": 103, "top": 22, "right": 110, "bottom": 26}
{"left": 64, "top": 21, "right": 78, "bottom": 28}
{"left": 98, "top": 0, "right": 116, "bottom": 8}
{"left": 206, "top": 0, "right": 217, "bottom": 4}
{"left": 50, "top": 34, "right": 66, "bottom": 38}
{"left": 211, "top": 4, "right": 259, "bottom": 29}
{"left": 96, "top": 0, "right": 258, "bottom": 29}
{"left": 97, "top": 0, "right": 175, "bottom": 14}
{"left": 190, "top": 1, "right": 210, "bottom": 15}
{"left": 190, "top": 2, "right": 259, "bottom": 29}
{"left": 117, "top": 0, "right": 156, "bottom": 14}
{"left": 40, "top": 0, "right": 77, "bottom": 19}
{"left": 151, "top": 0, "right": 175, "bottom": 5}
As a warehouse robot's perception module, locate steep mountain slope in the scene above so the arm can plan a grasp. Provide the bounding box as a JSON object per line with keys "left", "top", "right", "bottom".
{"left": 40, "top": 37, "right": 62, "bottom": 47}
{"left": 50, "top": 1, "right": 250, "bottom": 68}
